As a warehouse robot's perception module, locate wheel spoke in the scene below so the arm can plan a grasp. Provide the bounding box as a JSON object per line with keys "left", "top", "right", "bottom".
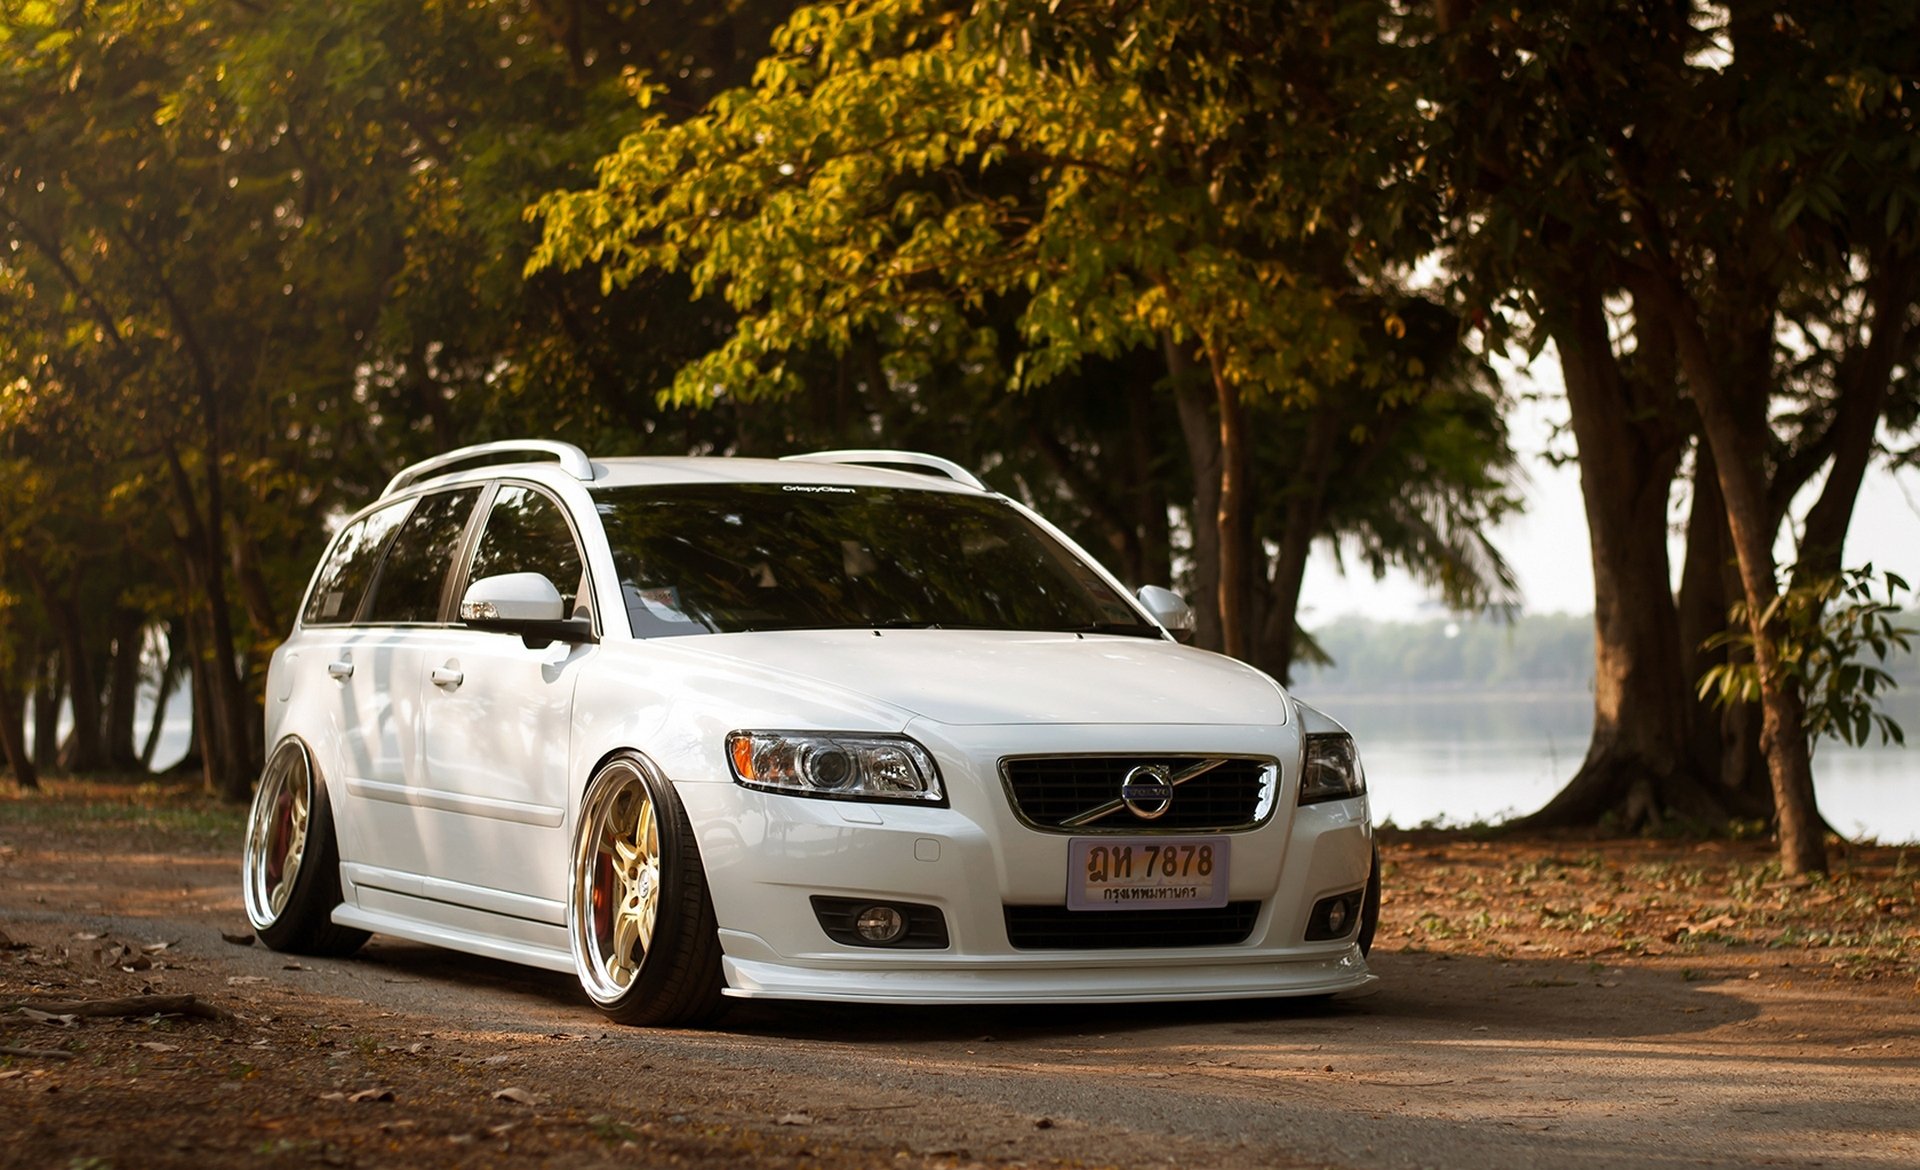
{"left": 609, "top": 902, "right": 643, "bottom": 985}
{"left": 638, "top": 805, "right": 659, "bottom": 863}
{"left": 635, "top": 865, "right": 659, "bottom": 954}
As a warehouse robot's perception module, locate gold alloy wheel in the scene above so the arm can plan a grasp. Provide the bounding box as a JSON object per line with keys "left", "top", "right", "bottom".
{"left": 571, "top": 760, "right": 664, "bottom": 1002}
{"left": 245, "top": 741, "right": 314, "bottom": 928}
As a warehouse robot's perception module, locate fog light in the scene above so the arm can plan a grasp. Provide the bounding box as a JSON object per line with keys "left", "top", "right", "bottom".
{"left": 855, "top": 905, "right": 907, "bottom": 943}
{"left": 811, "top": 896, "right": 949, "bottom": 949}
{"left": 1305, "top": 889, "right": 1366, "bottom": 941}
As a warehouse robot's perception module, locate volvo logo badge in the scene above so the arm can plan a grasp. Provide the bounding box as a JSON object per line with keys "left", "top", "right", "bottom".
{"left": 1119, "top": 764, "right": 1174, "bottom": 820}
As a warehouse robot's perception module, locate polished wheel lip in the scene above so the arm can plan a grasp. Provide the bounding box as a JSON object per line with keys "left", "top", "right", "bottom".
{"left": 244, "top": 740, "right": 315, "bottom": 931}
{"left": 570, "top": 759, "right": 664, "bottom": 1006}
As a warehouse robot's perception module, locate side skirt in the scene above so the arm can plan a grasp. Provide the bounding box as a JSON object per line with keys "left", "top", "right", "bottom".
{"left": 332, "top": 879, "right": 574, "bottom": 975}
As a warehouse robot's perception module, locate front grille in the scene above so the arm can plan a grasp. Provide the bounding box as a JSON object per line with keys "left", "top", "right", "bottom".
{"left": 1000, "top": 756, "right": 1275, "bottom": 831}
{"left": 1004, "top": 902, "right": 1261, "bottom": 950}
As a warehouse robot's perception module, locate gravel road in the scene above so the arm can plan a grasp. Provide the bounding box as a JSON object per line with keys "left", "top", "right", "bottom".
{"left": 2, "top": 810, "right": 1916, "bottom": 1170}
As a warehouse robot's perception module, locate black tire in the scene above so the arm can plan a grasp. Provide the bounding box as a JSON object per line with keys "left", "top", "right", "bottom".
{"left": 243, "top": 739, "right": 370, "bottom": 957}
{"left": 1357, "top": 842, "right": 1382, "bottom": 957}
{"left": 567, "top": 753, "right": 726, "bottom": 1027}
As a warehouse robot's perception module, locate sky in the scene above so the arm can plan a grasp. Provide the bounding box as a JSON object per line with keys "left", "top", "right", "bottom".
{"left": 1296, "top": 361, "right": 1920, "bottom": 624}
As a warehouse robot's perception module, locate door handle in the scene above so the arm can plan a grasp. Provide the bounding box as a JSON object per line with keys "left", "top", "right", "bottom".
{"left": 326, "top": 661, "right": 354, "bottom": 680}
{"left": 431, "top": 666, "right": 464, "bottom": 689}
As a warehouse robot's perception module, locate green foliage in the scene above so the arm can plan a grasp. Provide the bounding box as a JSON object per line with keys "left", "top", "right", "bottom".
{"left": 1699, "top": 566, "right": 1916, "bottom": 748}
{"left": 529, "top": 0, "right": 1435, "bottom": 410}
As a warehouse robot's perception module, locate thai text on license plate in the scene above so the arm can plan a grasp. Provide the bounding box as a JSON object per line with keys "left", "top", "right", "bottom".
{"left": 1067, "top": 836, "right": 1229, "bottom": 912}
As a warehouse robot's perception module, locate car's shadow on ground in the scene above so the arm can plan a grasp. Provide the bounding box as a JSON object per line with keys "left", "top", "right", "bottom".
{"left": 339, "top": 936, "right": 1763, "bottom": 1046}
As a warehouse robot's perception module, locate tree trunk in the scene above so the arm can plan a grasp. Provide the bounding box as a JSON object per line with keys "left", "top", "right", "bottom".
{"left": 1257, "top": 404, "right": 1344, "bottom": 685}
{"left": 1675, "top": 442, "right": 1771, "bottom": 816}
{"left": 232, "top": 515, "right": 283, "bottom": 642}
{"left": 1167, "top": 336, "right": 1223, "bottom": 652}
{"left": 163, "top": 440, "right": 259, "bottom": 801}
{"left": 32, "top": 650, "right": 61, "bottom": 774}
{"left": 1520, "top": 281, "right": 1723, "bottom": 829}
{"left": 140, "top": 622, "right": 184, "bottom": 771}
{"left": 23, "top": 560, "right": 104, "bottom": 773}
{"left": 1125, "top": 378, "right": 1173, "bottom": 588}
{"left": 48, "top": 593, "right": 105, "bottom": 773}
{"left": 169, "top": 667, "right": 205, "bottom": 779}
{"left": 1210, "top": 358, "right": 1254, "bottom": 662}
{"left": 104, "top": 607, "right": 146, "bottom": 772}
{"left": 0, "top": 674, "right": 36, "bottom": 790}
{"left": 1658, "top": 279, "right": 1827, "bottom": 874}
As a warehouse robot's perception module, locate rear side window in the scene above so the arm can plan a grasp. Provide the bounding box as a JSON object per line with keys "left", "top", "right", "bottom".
{"left": 301, "top": 501, "right": 413, "bottom": 626}
{"left": 466, "top": 485, "right": 588, "bottom": 617}
{"left": 360, "top": 488, "right": 483, "bottom": 625}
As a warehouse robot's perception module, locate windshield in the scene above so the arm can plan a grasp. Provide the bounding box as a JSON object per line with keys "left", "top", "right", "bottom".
{"left": 591, "top": 483, "right": 1158, "bottom": 639}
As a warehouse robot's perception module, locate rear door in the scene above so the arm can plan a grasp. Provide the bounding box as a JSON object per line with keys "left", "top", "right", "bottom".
{"left": 277, "top": 496, "right": 414, "bottom": 870}
{"left": 333, "top": 486, "right": 485, "bottom": 880}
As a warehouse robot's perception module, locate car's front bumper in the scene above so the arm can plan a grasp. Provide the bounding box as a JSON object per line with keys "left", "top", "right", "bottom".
{"left": 678, "top": 720, "right": 1375, "bottom": 1004}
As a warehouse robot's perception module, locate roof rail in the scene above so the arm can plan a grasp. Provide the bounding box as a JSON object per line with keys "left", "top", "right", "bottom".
{"left": 780, "top": 449, "right": 986, "bottom": 491}
{"left": 382, "top": 440, "right": 596, "bottom": 498}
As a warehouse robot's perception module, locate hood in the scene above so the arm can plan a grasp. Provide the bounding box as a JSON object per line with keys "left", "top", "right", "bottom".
{"left": 671, "top": 629, "right": 1291, "bottom": 727}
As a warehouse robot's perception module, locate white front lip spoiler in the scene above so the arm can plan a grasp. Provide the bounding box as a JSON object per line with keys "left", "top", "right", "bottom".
{"left": 718, "top": 948, "right": 1376, "bottom": 1003}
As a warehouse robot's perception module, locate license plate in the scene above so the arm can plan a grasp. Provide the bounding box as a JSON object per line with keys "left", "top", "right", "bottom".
{"left": 1067, "top": 837, "right": 1229, "bottom": 912}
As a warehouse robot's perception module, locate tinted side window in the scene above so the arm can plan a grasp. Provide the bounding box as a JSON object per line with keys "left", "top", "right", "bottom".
{"left": 301, "top": 501, "right": 413, "bottom": 626}
{"left": 361, "top": 488, "right": 482, "bottom": 625}
{"left": 467, "top": 486, "right": 587, "bottom": 616}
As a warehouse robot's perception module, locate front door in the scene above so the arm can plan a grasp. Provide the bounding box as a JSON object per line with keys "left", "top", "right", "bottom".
{"left": 420, "top": 483, "right": 592, "bottom": 907}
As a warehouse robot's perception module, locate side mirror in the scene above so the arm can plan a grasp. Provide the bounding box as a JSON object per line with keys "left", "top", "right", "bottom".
{"left": 460, "top": 573, "right": 597, "bottom": 649}
{"left": 1135, "top": 585, "right": 1195, "bottom": 644}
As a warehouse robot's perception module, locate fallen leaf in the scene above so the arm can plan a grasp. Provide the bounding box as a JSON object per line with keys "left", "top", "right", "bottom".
{"left": 139, "top": 1042, "right": 180, "bottom": 1053}
{"left": 219, "top": 931, "right": 256, "bottom": 947}
{"left": 17, "top": 1009, "right": 77, "bottom": 1027}
{"left": 1034, "top": 1118, "right": 1055, "bottom": 1130}
{"left": 141, "top": 941, "right": 175, "bottom": 954}
{"left": 227, "top": 976, "right": 268, "bottom": 986}
{"left": 775, "top": 1112, "right": 814, "bottom": 1126}
{"left": 282, "top": 963, "right": 306, "bottom": 971}
{"left": 349, "top": 1088, "right": 395, "bottom": 1103}
{"left": 492, "top": 1087, "right": 541, "bottom": 1106}
{"left": 318, "top": 1092, "right": 348, "bottom": 1102}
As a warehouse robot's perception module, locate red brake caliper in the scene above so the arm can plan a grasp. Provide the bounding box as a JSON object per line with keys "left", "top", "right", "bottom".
{"left": 591, "top": 851, "right": 614, "bottom": 958}
{"left": 265, "top": 788, "right": 294, "bottom": 885}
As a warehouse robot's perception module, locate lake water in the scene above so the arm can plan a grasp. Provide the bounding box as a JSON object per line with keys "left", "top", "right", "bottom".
{"left": 1308, "top": 689, "right": 1920, "bottom": 844}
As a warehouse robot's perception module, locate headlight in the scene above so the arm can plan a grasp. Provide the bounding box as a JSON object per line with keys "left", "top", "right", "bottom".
{"left": 726, "top": 731, "right": 945, "bottom": 805}
{"left": 1299, "top": 733, "right": 1366, "bottom": 805}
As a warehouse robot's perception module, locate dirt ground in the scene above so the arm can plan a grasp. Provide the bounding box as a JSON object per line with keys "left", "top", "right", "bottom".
{"left": 2, "top": 779, "right": 1916, "bottom": 1170}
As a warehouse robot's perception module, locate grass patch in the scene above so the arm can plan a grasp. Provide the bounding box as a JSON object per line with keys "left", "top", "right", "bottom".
{"left": 0, "top": 777, "right": 245, "bottom": 849}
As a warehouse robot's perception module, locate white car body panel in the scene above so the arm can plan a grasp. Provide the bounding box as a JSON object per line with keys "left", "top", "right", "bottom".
{"left": 671, "top": 629, "right": 1291, "bottom": 727}
{"left": 416, "top": 627, "right": 584, "bottom": 904}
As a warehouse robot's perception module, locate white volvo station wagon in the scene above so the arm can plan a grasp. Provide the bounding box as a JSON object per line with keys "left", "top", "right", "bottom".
{"left": 244, "top": 441, "right": 1379, "bottom": 1025}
